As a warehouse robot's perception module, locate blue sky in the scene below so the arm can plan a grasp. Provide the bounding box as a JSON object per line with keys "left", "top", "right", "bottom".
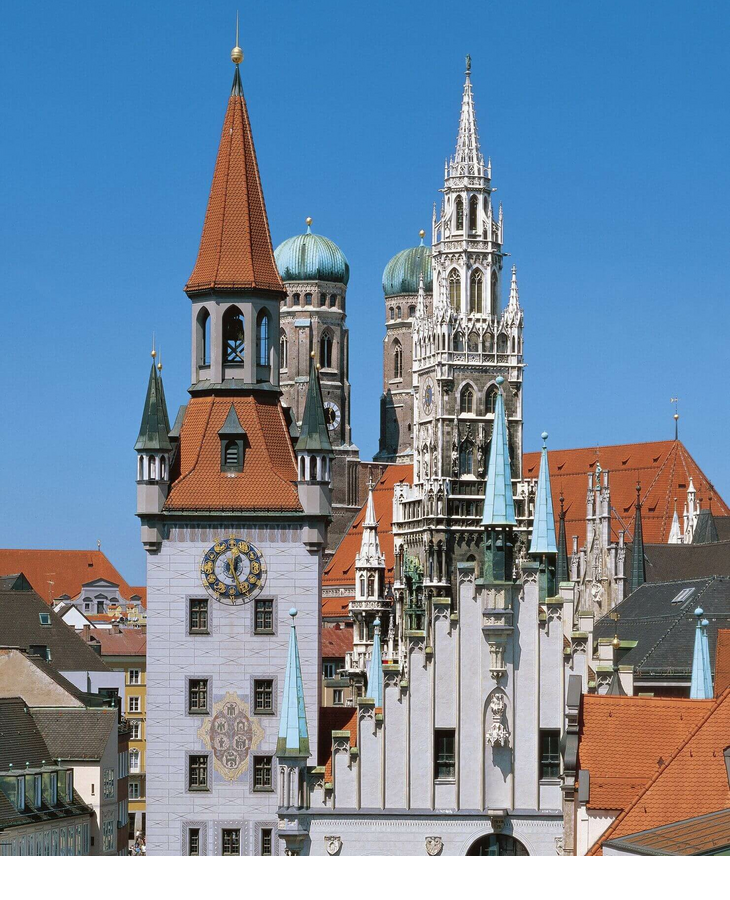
{"left": 2, "top": 1, "right": 729, "bottom": 584}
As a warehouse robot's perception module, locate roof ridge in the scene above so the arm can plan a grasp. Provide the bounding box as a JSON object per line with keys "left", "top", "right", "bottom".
{"left": 588, "top": 687, "right": 730, "bottom": 855}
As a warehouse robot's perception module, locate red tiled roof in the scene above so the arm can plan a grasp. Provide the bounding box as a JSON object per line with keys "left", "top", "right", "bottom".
{"left": 88, "top": 628, "right": 146, "bottom": 657}
{"left": 715, "top": 630, "right": 730, "bottom": 697}
{"left": 523, "top": 440, "right": 728, "bottom": 547}
{"left": 165, "top": 394, "right": 301, "bottom": 512}
{"left": 589, "top": 689, "right": 730, "bottom": 855}
{"left": 185, "top": 73, "right": 284, "bottom": 295}
{"left": 578, "top": 694, "right": 712, "bottom": 812}
{"left": 0, "top": 549, "right": 140, "bottom": 607}
{"left": 323, "top": 465, "right": 411, "bottom": 615}
{"left": 318, "top": 706, "right": 357, "bottom": 782}
{"left": 321, "top": 625, "right": 353, "bottom": 658}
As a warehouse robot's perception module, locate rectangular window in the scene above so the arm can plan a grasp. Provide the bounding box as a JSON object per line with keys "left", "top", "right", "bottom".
{"left": 189, "top": 599, "right": 209, "bottom": 634}
{"left": 188, "top": 755, "right": 209, "bottom": 791}
{"left": 188, "top": 679, "right": 209, "bottom": 714}
{"left": 188, "top": 828, "right": 200, "bottom": 856}
{"left": 130, "top": 720, "right": 142, "bottom": 740}
{"left": 434, "top": 729, "right": 456, "bottom": 781}
{"left": 333, "top": 689, "right": 344, "bottom": 706}
{"left": 34, "top": 774, "right": 42, "bottom": 808}
{"left": 323, "top": 661, "right": 336, "bottom": 679}
{"left": 50, "top": 772, "right": 57, "bottom": 806}
{"left": 540, "top": 729, "right": 561, "bottom": 779}
{"left": 254, "top": 598, "right": 273, "bottom": 634}
{"left": 254, "top": 679, "right": 273, "bottom": 715}
{"left": 102, "top": 819, "right": 114, "bottom": 853}
{"left": 253, "top": 756, "right": 273, "bottom": 791}
{"left": 103, "top": 768, "right": 115, "bottom": 799}
{"left": 260, "top": 828, "right": 272, "bottom": 856}
{"left": 128, "top": 696, "right": 140, "bottom": 713}
{"left": 96, "top": 601, "right": 105, "bottom": 614}
{"left": 129, "top": 781, "right": 140, "bottom": 800}
{"left": 222, "top": 829, "right": 240, "bottom": 856}
{"left": 65, "top": 770, "right": 73, "bottom": 802}
{"left": 128, "top": 669, "right": 141, "bottom": 685}
{"left": 16, "top": 776, "right": 25, "bottom": 811}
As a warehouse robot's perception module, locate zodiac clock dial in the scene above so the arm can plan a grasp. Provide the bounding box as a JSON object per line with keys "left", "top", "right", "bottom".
{"left": 323, "top": 400, "right": 341, "bottom": 431}
{"left": 200, "top": 537, "right": 267, "bottom": 605}
{"left": 421, "top": 377, "right": 435, "bottom": 416}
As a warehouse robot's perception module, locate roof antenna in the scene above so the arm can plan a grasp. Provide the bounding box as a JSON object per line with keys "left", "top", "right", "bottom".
{"left": 97, "top": 540, "right": 101, "bottom": 551}
{"left": 671, "top": 397, "right": 679, "bottom": 441}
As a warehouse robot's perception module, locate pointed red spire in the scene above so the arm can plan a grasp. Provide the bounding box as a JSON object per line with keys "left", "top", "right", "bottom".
{"left": 185, "top": 67, "right": 285, "bottom": 296}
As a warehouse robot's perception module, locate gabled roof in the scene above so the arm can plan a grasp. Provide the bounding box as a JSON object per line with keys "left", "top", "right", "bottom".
{"left": 593, "top": 575, "right": 730, "bottom": 678}
{"left": 641, "top": 541, "right": 730, "bottom": 583}
{"left": 134, "top": 363, "right": 172, "bottom": 452}
{"left": 32, "top": 708, "right": 117, "bottom": 761}
{"left": 693, "top": 508, "right": 720, "bottom": 545}
{"left": 589, "top": 688, "right": 730, "bottom": 855}
{"left": 165, "top": 394, "right": 301, "bottom": 512}
{"left": 87, "top": 628, "right": 146, "bottom": 657}
{"left": 185, "top": 67, "right": 284, "bottom": 296}
{"left": 0, "top": 550, "right": 141, "bottom": 607}
{"left": 0, "top": 586, "right": 110, "bottom": 673}
{"left": 577, "top": 694, "right": 712, "bottom": 812}
{"left": 522, "top": 440, "right": 729, "bottom": 547}
{"left": 0, "top": 697, "right": 52, "bottom": 770}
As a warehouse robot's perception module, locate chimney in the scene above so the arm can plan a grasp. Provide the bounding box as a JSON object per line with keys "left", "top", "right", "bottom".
{"left": 112, "top": 623, "right": 122, "bottom": 635}
{"left": 82, "top": 624, "right": 91, "bottom": 642}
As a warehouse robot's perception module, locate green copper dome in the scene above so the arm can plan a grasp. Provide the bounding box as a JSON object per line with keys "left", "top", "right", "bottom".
{"left": 382, "top": 239, "right": 433, "bottom": 297}
{"left": 275, "top": 220, "right": 349, "bottom": 286}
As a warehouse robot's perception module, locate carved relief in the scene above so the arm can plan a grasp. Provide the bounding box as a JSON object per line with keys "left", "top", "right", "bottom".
{"left": 485, "top": 691, "right": 510, "bottom": 747}
{"left": 325, "top": 836, "right": 342, "bottom": 856}
{"left": 425, "top": 836, "right": 443, "bottom": 856}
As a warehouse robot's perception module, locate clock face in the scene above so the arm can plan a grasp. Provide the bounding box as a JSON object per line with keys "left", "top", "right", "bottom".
{"left": 323, "top": 400, "right": 341, "bottom": 431}
{"left": 421, "top": 377, "right": 435, "bottom": 416}
{"left": 200, "top": 537, "right": 267, "bottom": 605}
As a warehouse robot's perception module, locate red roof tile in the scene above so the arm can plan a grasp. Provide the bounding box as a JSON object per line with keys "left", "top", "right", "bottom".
{"left": 318, "top": 706, "right": 357, "bottom": 782}
{"left": 589, "top": 689, "right": 730, "bottom": 855}
{"left": 714, "top": 629, "right": 730, "bottom": 697}
{"left": 0, "top": 549, "right": 140, "bottom": 607}
{"left": 87, "top": 628, "right": 146, "bottom": 657}
{"left": 165, "top": 394, "right": 301, "bottom": 512}
{"left": 185, "top": 72, "right": 284, "bottom": 296}
{"left": 321, "top": 625, "right": 353, "bottom": 658}
{"left": 523, "top": 440, "right": 728, "bottom": 547}
{"left": 578, "top": 694, "right": 712, "bottom": 814}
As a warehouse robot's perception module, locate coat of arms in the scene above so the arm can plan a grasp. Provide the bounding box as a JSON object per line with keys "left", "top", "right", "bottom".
{"left": 197, "top": 691, "right": 264, "bottom": 781}
{"left": 425, "top": 836, "right": 443, "bottom": 856}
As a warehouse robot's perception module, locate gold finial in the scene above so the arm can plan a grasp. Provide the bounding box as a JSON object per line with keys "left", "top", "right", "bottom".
{"left": 612, "top": 635, "right": 621, "bottom": 650}
{"left": 306, "top": 216, "right": 313, "bottom": 227}
{"left": 310, "top": 350, "right": 316, "bottom": 359}
{"left": 316, "top": 363, "right": 321, "bottom": 371}
{"left": 151, "top": 334, "right": 156, "bottom": 359}
{"left": 231, "top": 12, "right": 243, "bottom": 64}
{"left": 419, "top": 229, "right": 425, "bottom": 239}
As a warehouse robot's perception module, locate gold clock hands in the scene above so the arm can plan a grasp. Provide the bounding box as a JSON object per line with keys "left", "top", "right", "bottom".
{"left": 227, "top": 548, "right": 245, "bottom": 593}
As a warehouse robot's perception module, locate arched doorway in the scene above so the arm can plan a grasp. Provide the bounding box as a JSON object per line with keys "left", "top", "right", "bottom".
{"left": 466, "top": 834, "right": 529, "bottom": 856}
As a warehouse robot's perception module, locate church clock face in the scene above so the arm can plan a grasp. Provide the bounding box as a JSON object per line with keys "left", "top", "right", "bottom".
{"left": 323, "top": 400, "right": 341, "bottom": 431}
{"left": 200, "top": 537, "right": 267, "bottom": 605}
{"left": 421, "top": 377, "right": 435, "bottom": 416}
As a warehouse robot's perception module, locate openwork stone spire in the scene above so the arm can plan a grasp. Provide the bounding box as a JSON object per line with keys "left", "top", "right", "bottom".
{"left": 481, "top": 377, "right": 516, "bottom": 527}
{"left": 449, "top": 56, "right": 486, "bottom": 180}
{"left": 357, "top": 478, "right": 385, "bottom": 567}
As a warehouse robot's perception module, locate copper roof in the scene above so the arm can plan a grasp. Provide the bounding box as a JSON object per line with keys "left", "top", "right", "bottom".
{"left": 185, "top": 69, "right": 284, "bottom": 295}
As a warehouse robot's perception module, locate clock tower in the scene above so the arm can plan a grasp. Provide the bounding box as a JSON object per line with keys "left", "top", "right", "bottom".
{"left": 136, "top": 44, "right": 329, "bottom": 856}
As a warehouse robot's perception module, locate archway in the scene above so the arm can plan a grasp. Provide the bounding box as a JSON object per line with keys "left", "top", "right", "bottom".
{"left": 466, "top": 834, "right": 529, "bottom": 856}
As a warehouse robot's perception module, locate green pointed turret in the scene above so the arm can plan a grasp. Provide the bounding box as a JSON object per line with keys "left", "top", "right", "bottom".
{"left": 481, "top": 377, "right": 516, "bottom": 527}
{"left": 135, "top": 362, "right": 172, "bottom": 452}
{"left": 277, "top": 609, "right": 310, "bottom": 758}
{"left": 297, "top": 355, "right": 332, "bottom": 453}
{"left": 556, "top": 494, "right": 569, "bottom": 584}
{"left": 628, "top": 483, "right": 646, "bottom": 595}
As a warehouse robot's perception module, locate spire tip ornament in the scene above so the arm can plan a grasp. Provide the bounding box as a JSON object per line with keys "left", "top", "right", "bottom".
{"left": 231, "top": 12, "right": 243, "bottom": 64}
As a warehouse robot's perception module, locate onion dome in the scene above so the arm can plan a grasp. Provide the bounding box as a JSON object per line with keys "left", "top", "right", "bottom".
{"left": 382, "top": 233, "right": 433, "bottom": 297}
{"left": 274, "top": 218, "right": 349, "bottom": 286}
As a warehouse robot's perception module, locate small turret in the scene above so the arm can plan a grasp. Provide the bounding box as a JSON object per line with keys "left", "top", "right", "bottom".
{"left": 277, "top": 608, "right": 310, "bottom": 830}
{"left": 135, "top": 350, "right": 172, "bottom": 551}
{"left": 690, "top": 607, "right": 713, "bottom": 699}
{"left": 556, "top": 493, "right": 569, "bottom": 584}
{"left": 529, "top": 432, "right": 557, "bottom": 598}
{"left": 481, "top": 376, "right": 516, "bottom": 581}
{"left": 366, "top": 618, "right": 384, "bottom": 706}
{"left": 296, "top": 354, "right": 333, "bottom": 547}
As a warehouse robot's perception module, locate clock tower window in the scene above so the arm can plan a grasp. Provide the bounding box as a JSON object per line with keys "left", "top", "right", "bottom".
{"left": 223, "top": 307, "right": 245, "bottom": 365}
{"left": 257, "top": 311, "right": 270, "bottom": 367}
{"left": 393, "top": 340, "right": 403, "bottom": 379}
{"left": 320, "top": 331, "right": 333, "bottom": 368}
{"left": 279, "top": 331, "right": 288, "bottom": 370}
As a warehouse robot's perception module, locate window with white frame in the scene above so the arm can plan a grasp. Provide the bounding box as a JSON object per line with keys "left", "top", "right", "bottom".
{"left": 128, "top": 696, "right": 140, "bottom": 713}
{"left": 128, "top": 669, "right": 141, "bottom": 685}
{"left": 128, "top": 780, "right": 140, "bottom": 800}
{"left": 130, "top": 749, "right": 141, "bottom": 773}
{"left": 130, "top": 720, "right": 142, "bottom": 741}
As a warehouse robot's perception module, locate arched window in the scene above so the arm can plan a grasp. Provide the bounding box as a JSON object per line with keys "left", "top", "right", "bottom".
{"left": 390, "top": 307, "right": 395, "bottom": 321}
{"left": 449, "top": 269, "right": 461, "bottom": 307}
{"left": 160, "top": 456, "right": 167, "bottom": 480}
{"left": 497, "top": 333, "right": 508, "bottom": 353}
{"left": 469, "top": 195, "right": 478, "bottom": 232}
{"left": 393, "top": 340, "right": 403, "bottom": 379}
{"left": 466, "top": 834, "right": 528, "bottom": 856}
{"left": 224, "top": 440, "right": 240, "bottom": 468}
{"left": 453, "top": 332, "right": 464, "bottom": 352}
{"left": 483, "top": 332, "right": 494, "bottom": 353}
{"left": 486, "top": 384, "right": 499, "bottom": 415}
{"left": 455, "top": 195, "right": 464, "bottom": 231}
{"left": 223, "top": 306, "right": 245, "bottom": 364}
{"left": 491, "top": 271, "right": 499, "bottom": 316}
{"left": 320, "top": 331, "right": 333, "bottom": 368}
{"left": 360, "top": 575, "right": 366, "bottom": 596}
{"left": 279, "top": 330, "right": 288, "bottom": 369}
{"left": 367, "top": 574, "right": 375, "bottom": 597}
{"left": 459, "top": 441, "right": 474, "bottom": 476}
{"left": 467, "top": 331, "right": 479, "bottom": 352}
{"left": 149, "top": 456, "right": 157, "bottom": 480}
{"left": 137, "top": 456, "right": 144, "bottom": 480}
{"left": 396, "top": 306, "right": 401, "bottom": 319}
{"left": 304, "top": 293, "right": 312, "bottom": 306}
{"left": 470, "top": 270, "right": 483, "bottom": 314}
{"left": 257, "top": 310, "right": 269, "bottom": 366}
{"left": 460, "top": 386, "right": 474, "bottom": 414}
{"left": 130, "top": 749, "right": 140, "bottom": 773}
{"left": 408, "top": 305, "right": 416, "bottom": 317}
{"left": 330, "top": 294, "right": 337, "bottom": 308}
{"left": 293, "top": 292, "right": 300, "bottom": 306}
{"left": 197, "top": 307, "right": 211, "bottom": 365}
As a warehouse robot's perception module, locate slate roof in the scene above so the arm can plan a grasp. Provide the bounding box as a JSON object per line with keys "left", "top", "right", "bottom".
{"left": 0, "top": 586, "right": 110, "bottom": 673}
{"left": 165, "top": 394, "right": 301, "bottom": 513}
{"left": 577, "top": 694, "right": 712, "bottom": 811}
{"left": 135, "top": 362, "right": 172, "bottom": 452}
{"left": 321, "top": 626, "right": 353, "bottom": 658}
{"left": 185, "top": 67, "right": 284, "bottom": 295}
{"left": 593, "top": 576, "right": 730, "bottom": 678}
{"left": 589, "top": 688, "right": 730, "bottom": 855}
{"left": 0, "top": 550, "right": 141, "bottom": 606}
{"left": 640, "top": 541, "right": 730, "bottom": 583}
{"left": 0, "top": 698, "right": 52, "bottom": 770}
{"left": 32, "top": 708, "right": 117, "bottom": 761}
{"left": 602, "top": 808, "right": 730, "bottom": 856}
{"left": 297, "top": 357, "right": 332, "bottom": 454}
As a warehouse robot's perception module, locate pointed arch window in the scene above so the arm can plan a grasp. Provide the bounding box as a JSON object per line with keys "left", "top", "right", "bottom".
{"left": 367, "top": 574, "right": 376, "bottom": 597}
{"left": 460, "top": 386, "right": 474, "bottom": 414}
{"left": 470, "top": 270, "right": 483, "bottom": 314}
{"left": 491, "top": 271, "right": 499, "bottom": 316}
{"left": 449, "top": 269, "right": 461, "bottom": 308}
{"left": 467, "top": 331, "right": 479, "bottom": 353}
{"left": 483, "top": 332, "right": 494, "bottom": 354}
{"left": 256, "top": 311, "right": 270, "bottom": 366}
{"left": 408, "top": 305, "right": 416, "bottom": 318}
{"left": 459, "top": 441, "right": 475, "bottom": 476}
{"left": 320, "top": 331, "right": 333, "bottom": 368}
{"left": 360, "top": 575, "right": 366, "bottom": 597}
{"left": 223, "top": 307, "right": 245, "bottom": 364}
{"left": 455, "top": 196, "right": 464, "bottom": 231}
{"left": 469, "top": 195, "right": 478, "bottom": 232}
{"left": 393, "top": 340, "right": 403, "bottom": 379}
{"left": 197, "top": 308, "right": 211, "bottom": 366}
{"left": 486, "top": 384, "right": 499, "bottom": 415}
{"left": 453, "top": 332, "right": 464, "bottom": 353}
{"left": 497, "top": 333, "right": 508, "bottom": 353}
{"left": 279, "top": 330, "right": 288, "bottom": 370}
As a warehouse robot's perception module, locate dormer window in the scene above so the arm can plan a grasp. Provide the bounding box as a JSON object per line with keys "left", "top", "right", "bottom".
{"left": 219, "top": 405, "right": 247, "bottom": 473}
